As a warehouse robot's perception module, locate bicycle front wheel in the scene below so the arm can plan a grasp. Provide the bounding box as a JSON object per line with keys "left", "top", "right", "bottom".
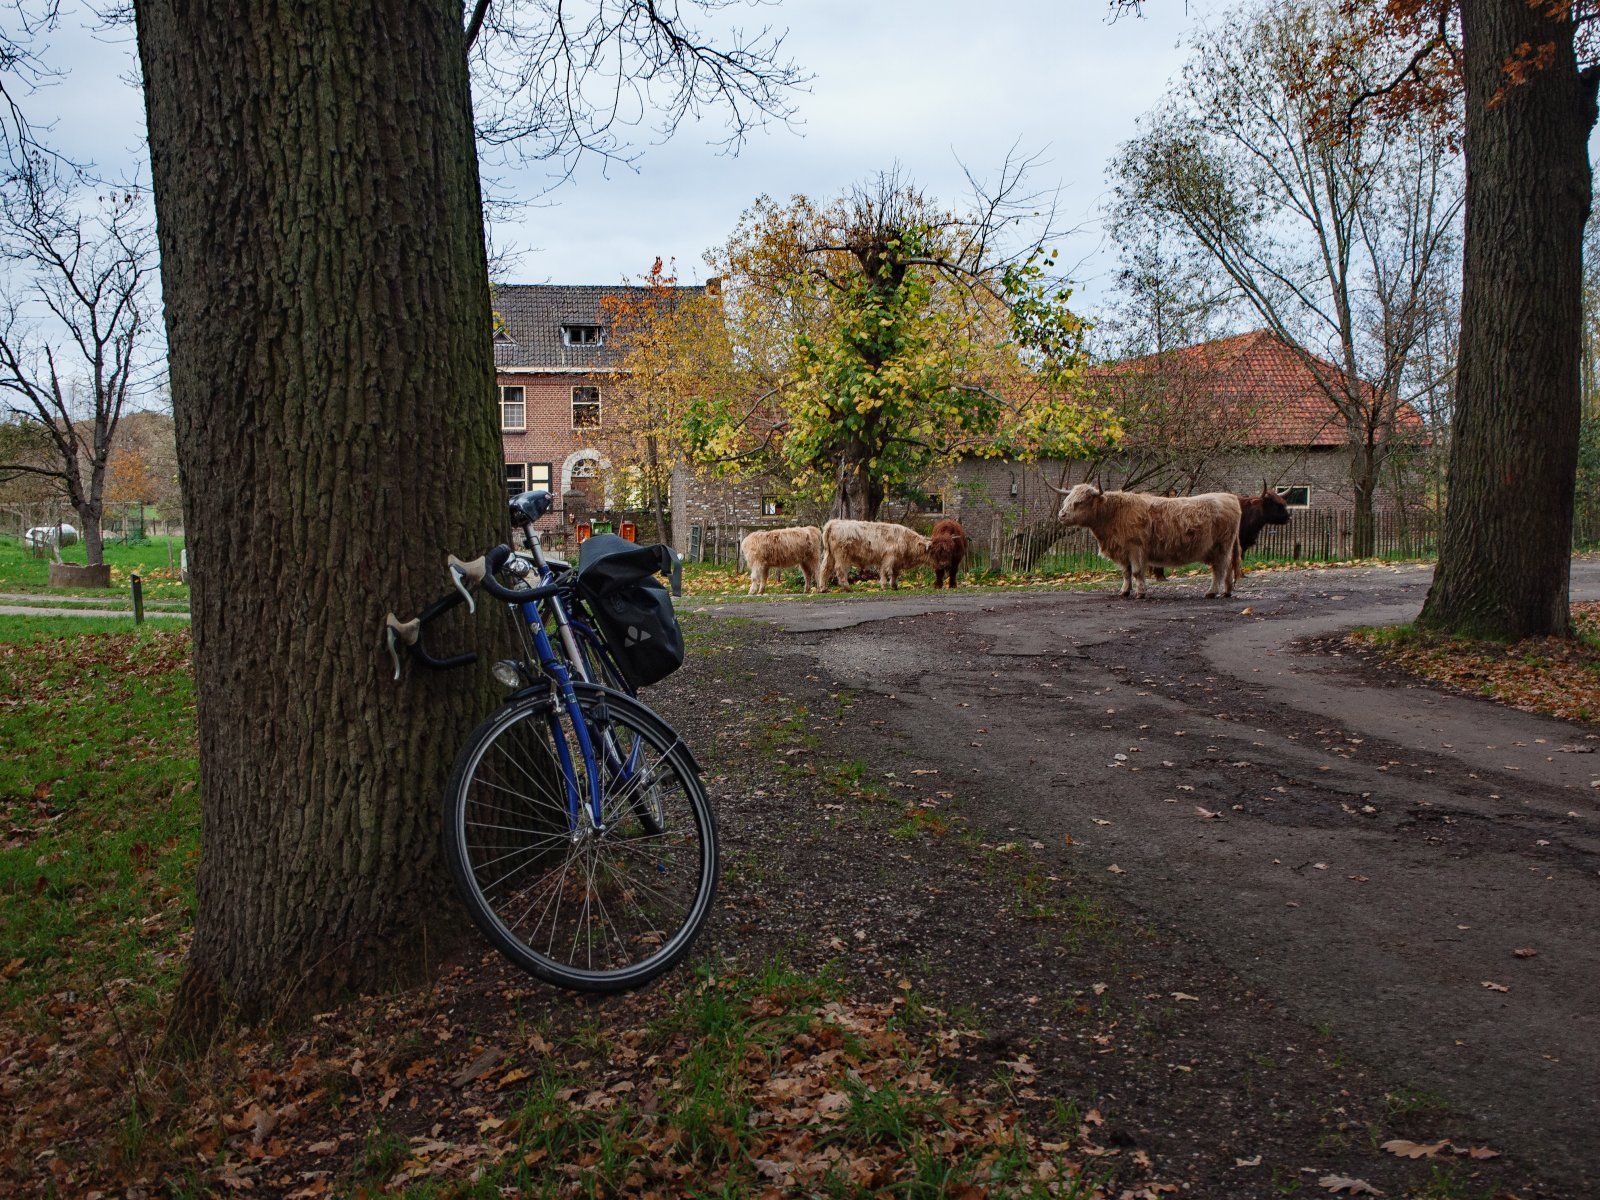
{"left": 442, "top": 688, "right": 718, "bottom": 992}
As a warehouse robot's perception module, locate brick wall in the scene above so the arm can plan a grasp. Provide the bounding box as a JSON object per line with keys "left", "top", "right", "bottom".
{"left": 496, "top": 369, "right": 614, "bottom": 532}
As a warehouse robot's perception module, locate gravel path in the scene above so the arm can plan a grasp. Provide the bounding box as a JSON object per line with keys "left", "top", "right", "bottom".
{"left": 703, "top": 560, "right": 1600, "bottom": 1191}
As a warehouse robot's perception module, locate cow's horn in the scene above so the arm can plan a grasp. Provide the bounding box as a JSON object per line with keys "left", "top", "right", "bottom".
{"left": 1045, "top": 477, "right": 1072, "bottom": 495}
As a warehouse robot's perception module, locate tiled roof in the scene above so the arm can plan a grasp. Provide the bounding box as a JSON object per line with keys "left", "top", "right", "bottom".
{"left": 492, "top": 283, "right": 706, "bottom": 370}
{"left": 1094, "top": 330, "right": 1425, "bottom": 448}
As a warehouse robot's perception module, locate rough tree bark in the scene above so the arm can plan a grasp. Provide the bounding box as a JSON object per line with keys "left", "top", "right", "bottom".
{"left": 1350, "top": 439, "right": 1377, "bottom": 560}
{"left": 135, "top": 0, "right": 504, "bottom": 1037}
{"left": 1419, "top": 0, "right": 1596, "bottom": 638}
{"left": 834, "top": 446, "right": 885, "bottom": 521}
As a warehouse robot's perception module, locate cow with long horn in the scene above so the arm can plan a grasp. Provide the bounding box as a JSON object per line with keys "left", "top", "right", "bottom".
{"left": 1049, "top": 480, "right": 1243, "bottom": 599}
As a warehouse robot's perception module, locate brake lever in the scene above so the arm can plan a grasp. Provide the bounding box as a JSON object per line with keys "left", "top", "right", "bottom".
{"left": 384, "top": 612, "right": 420, "bottom": 682}
{"left": 447, "top": 554, "right": 487, "bottom": 614}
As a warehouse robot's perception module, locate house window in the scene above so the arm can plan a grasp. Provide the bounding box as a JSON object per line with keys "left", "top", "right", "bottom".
{"left": 1281, "top": 486, "right": 1311, "bottom": 508}
{"left": 572, "top": 386, "right": 601, "bottom": 428}
{"left": 507, "top": 463, "right": 553, "bottom": 499}
{"left": 562, "top": 324, "right": 603, "bottom": 347}
{"left": 499, "top": 385, "right": 525, "bottom": 431}
{"left": 760, "top": 496, "right": 786, "bottom": 517}
{"left": 922, "top": 492, "right": 945, "bottom": 514}
{"left": 572, "top": 457, "right": 600, "bottom": 480}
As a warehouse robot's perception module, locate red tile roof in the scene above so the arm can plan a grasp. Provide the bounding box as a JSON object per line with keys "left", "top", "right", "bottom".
{"left": 1093, "top": 330, "right": 1425, "bottom": 448}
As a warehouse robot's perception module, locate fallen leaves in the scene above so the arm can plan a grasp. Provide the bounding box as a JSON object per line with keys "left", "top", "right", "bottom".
{"left": 1381, "top": 1138, "right": 1448, "bottom": 1159}
{"left": 1319, "top": 1174, "right": 1382, "bottom": 1194}
{"left": 1348, "top": 606, "right": 1600, "bottom": 725}
{"left": 1383, "top": 1139, "right": 1502, "bottom": 1162}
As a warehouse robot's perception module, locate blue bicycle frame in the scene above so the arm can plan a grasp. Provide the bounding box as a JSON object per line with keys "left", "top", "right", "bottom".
{"left": 511, "top": 540, "right": 642, "bottom": 836}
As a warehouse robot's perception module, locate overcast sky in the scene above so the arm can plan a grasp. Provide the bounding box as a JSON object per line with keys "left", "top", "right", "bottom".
{"left": 30, "top": 0, "right": 1210, "bottom": 315}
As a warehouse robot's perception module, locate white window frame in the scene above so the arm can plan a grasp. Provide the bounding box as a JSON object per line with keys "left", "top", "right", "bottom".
{"left": 499, "top": 384, "right": 526, "bottom": 432}
{"left": 572, "top": 385, "right": 602, "bottom": 429}
{"left": 505, "top": 462, "right": 527, "bottom": 496}
{"left": 760, "top": 495, "right": 786, "bottom": 517}
{"left": 562, "top": 324, "right": 604, "bottom": 347}
{"left": 1282, "top": 485, "right": 1312, "bottom": 508}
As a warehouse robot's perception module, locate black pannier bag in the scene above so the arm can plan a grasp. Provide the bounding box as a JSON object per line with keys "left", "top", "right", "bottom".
{"left": 574, "top": 534, "right": 684, "bottom": 689}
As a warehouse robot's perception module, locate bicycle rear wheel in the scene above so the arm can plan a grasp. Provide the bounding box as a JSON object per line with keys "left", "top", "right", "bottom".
{"left": 442, "top": 686, "right": 717, "bottom": 991}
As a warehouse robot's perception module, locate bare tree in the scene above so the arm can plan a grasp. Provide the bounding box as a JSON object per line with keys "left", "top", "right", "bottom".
{"left": 0, "top": 2, "right": 66, "bottom": 190}
{"left": 1111, "top": 0, "right": 1461, "bottom": 554}
{"left": 0, "top": 178, "right": 155, "bottom": 566}
{"left": 465, "top": 0, "right": 805, "bottom": 188}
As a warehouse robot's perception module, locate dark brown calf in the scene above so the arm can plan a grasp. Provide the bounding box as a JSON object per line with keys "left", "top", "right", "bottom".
{"left": 1150, "top": 487, "right": 1291, "bottom": 580}
{"left": 928, "top": 518, "right": 969, "bottom": 588}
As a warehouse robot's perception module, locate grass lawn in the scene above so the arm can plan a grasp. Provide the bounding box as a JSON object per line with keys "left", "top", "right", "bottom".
{"left": 1348, "top": 601, "right": 1600, "bottom": 724}
{"left": 0, "top": 614, "right": 1106, "bottom": 1198}
{"left": 0, "top": 534, "right": 190, "bottom": 602}
{"left": 0, "top": 617, "right": 198, "bottom": 1019}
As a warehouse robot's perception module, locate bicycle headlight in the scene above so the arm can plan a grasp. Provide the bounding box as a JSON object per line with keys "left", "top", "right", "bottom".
{"left": 491, "top": 659, "right": 525, "bottom": 690}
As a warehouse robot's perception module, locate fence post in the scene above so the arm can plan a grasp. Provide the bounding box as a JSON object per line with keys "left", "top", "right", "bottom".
{"left": 131, "top": 573, "right": 144, "bottom": 625}
{"left": 989, "top": 511, "right": 1003, "bottom": 571}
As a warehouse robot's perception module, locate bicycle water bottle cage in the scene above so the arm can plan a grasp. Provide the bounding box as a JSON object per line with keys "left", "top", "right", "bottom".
{"left": 510, "top": 489, "right": 553, "bottom": 524}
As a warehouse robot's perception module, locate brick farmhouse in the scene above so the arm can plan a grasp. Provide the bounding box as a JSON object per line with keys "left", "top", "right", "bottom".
{"left": 489, "top": 288, "right": 1428, "bottom": 558}
{"left": 492, "top": 282, "right": 705, "bottom": 542}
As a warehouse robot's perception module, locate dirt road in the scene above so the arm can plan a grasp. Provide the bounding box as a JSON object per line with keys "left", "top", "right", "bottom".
{"left": 699, "top": 561, "right": 1600, "bottom": 1190}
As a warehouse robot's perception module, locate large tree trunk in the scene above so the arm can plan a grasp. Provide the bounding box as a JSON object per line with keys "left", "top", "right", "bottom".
{"left": 135, "top": 0, "right": 503, "bottom": 1039}
{"left": 78, "top": 501, "right": 104, "bottom": 567}
{"left": 1350, "top": 442, "right": 1377, "bottom": 560}
{"left": 833, "top": 446, "right": 884, "bottom": 521}
{"left": 1418, "top": 0, "right": 1596, "bottom": 638}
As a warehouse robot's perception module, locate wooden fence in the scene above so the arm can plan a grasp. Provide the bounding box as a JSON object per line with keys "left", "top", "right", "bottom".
{"left": 686, "top": 501, "right": 1600, "bottom": 576}
{"left": 0, "top": 503, "right": 184, "bottom": 545}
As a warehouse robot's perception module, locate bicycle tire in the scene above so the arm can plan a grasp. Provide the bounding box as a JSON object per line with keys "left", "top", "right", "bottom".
{"left": 442, "top": 684, "right": 718, "bottom": 992}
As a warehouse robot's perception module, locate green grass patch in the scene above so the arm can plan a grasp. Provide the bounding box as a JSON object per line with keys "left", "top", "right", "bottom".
{"left": 0, "top": 617, "right": 198, "bottom": 1017}
{"left": 0, "top": 533, "right": 189, "bottom": 600}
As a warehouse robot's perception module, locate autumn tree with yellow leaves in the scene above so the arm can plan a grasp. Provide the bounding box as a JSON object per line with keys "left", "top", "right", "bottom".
{"left": 674, "top": 169, "right": 1119, "bottom": 521}
{"left": 598, "top": 261, "right": 732, "bottom": 542}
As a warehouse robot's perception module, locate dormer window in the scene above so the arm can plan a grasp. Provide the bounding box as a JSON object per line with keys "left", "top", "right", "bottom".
{"left": 562, "top": 323, "right": 603, "bottom": 347}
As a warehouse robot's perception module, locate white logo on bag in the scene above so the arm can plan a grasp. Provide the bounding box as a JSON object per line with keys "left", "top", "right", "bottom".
{"left": 626, "top": 625, "right": 651, "bottom": 646}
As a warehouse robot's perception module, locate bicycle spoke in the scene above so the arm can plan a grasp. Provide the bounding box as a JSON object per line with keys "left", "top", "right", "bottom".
{"left": 448, "top": 691, "right": 715, "bottom": 990}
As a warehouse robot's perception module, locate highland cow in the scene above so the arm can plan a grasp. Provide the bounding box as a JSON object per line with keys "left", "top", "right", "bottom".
{"left": 740, "top": 525, "right": 825, "bottom": 595}
{"left": 820, "top": 519, "right": 931, "bottom": 590}
{"left": 928, "top": 518, "right": 969, "bottom": 589}
{"left": 1051, "top": 482, "right": 1242, "bottom": 599}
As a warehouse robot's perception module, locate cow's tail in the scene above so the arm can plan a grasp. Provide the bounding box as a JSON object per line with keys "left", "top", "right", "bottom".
{"left": 1231, "top": 536, "right": 1242, "bottom": 585}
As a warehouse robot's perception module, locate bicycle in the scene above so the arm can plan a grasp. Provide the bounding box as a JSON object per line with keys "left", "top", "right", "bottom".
{"left": 384, "top": 489, "right": 716, "bottom": 992}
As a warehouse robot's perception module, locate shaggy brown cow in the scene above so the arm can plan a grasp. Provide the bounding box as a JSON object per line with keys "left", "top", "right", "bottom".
{"left": 820, "top": 519, "right": 930, "bottom": 590}
{"left": 741, "top": 525, "right": 824, "bottom": 595}
{"left": 1052, "top": 482, "right": 1242, "bottom": 599}
{"left": 928, "top": 518, "right": 968, "bottom": 588}
{"left": 1152, "top": 486, "right": 1291, "bottom": 583}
